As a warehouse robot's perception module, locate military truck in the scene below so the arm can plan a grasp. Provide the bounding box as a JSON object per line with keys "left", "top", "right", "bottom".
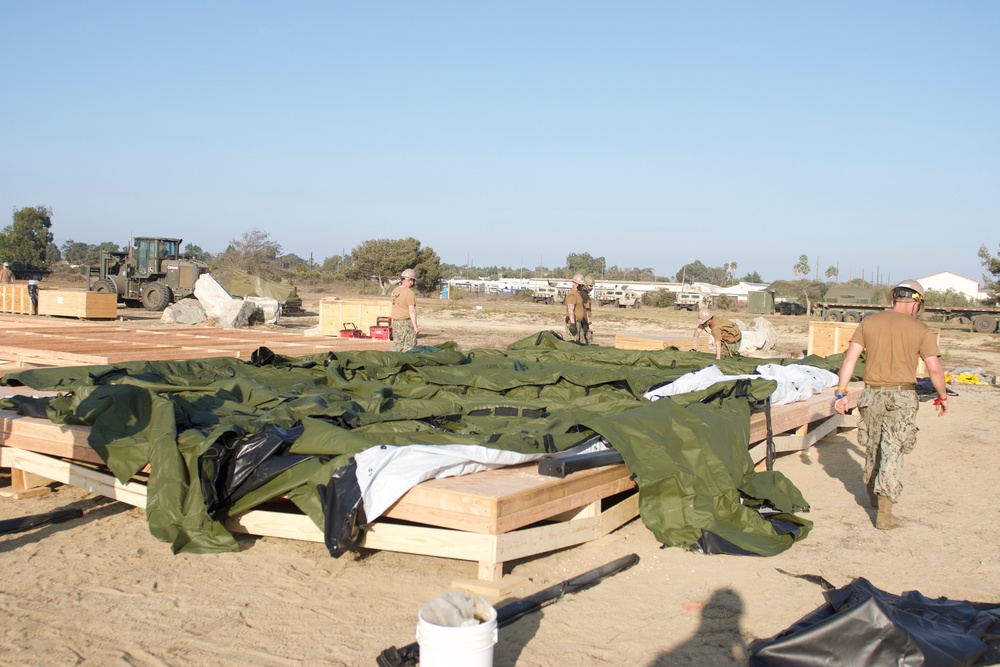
{"left": 596, "top": 287, "right": 641, "bottom": 308}
{"left": 532, "top": 285, "right": 566, "bottom": 305}
{"left": 88, "top": 237, "right": 210, "bottom": 311}
{"left": 675, "top": 292, "right": 712, "bottom": 311}
{"left": 817, "top": 285, "right": 1000, "bottom": 333}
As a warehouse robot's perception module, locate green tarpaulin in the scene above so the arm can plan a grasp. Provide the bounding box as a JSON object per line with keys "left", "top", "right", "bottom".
{"left": 227, "top": 269, "right": 303, "bottom": 311}
{"left": 0, "top": 332, "right": 848, "bottom": 557}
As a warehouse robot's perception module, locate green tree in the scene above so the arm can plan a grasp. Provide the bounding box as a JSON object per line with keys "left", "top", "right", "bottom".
{"left": 0, "top": 206, "right": 55, "bottom": 266}
{"left": 216, "top": 228, "right": 283, "bottom": 279}
{"left": 979, "top": 243, "right": 1000, "bottom": 305}
{"left": 740, "top": 271, "right": 763, "bottom": 283}
{"left": 825, "top": 265, "right": 839, "bottom": 282}
{"left": 566, "top": 252, "right": 606, "bottom": 278}
{"left": 347, "top": 237, "right": 442, "bottom": 295}
{"left": 675, "top": 260, "right": 726, "bottom": 285}
{"left": 183, "top": 243, "right": 212, "bottom": 262}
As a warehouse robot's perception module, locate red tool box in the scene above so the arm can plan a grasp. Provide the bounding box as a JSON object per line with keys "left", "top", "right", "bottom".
{"left": 339, "top": 323, "right": 370, "bottom": 339}
{"left": 369, "top": 316, "right": 393, "bottom": 340}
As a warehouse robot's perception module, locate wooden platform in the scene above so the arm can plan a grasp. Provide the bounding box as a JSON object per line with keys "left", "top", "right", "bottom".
{"left": 0, "top": 317, "right": 391, "bottom": 370}
{"left": 615, "top": 333, "right": 711, "bottom": 353}
{"left": 0, "top": 384, "right": 861, "bottom": 595}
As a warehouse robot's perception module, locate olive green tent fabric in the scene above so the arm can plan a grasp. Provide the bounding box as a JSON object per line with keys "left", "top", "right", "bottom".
{"left": 1, "top": 331, "right": 854, "bottom": 557}
{"left": 227, "top": 268, "right": 302, "bottom": 310}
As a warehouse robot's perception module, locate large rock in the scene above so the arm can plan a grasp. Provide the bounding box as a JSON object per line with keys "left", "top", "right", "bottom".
{"left": 245, "top": 296, "right": 281, "bottom": 324}
{"left": 194, "top": 274, "right": 258, "bottom": 328}
{"left": 161, "top": 299, "right": 207, "bottom": 325}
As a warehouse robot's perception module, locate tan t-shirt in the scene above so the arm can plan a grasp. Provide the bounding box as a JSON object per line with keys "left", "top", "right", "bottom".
{"left": 390, "top": 285, "right": 416, "bottom": 320}
{"left": 850, "top": 310, "right": 939, "bottom": 385}
{"left": 566, "top": 288, "right": 585, "bottom": 321}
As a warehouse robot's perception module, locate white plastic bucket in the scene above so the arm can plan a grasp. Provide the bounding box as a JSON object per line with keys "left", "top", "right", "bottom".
{"left": 416, "top": 603, "right": 498, "bottom": 667}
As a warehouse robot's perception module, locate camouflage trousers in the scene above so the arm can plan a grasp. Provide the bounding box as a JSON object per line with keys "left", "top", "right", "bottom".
{"left": 564, "top": 318, "right": 591, "bottom": 344}
{"left": 390, "top": 319, "right": 417, "bottom": 352}
{"left": 720, "top": 337, "right": 741, "bottom": 358}
{"left": 857, "top": 387, "right": 919, "bottom": 503}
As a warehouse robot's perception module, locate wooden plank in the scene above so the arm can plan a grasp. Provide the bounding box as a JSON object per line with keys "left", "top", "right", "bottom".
{"left": 0, "top": 447, "right": 148, "bottom": 508}
{"left": 615, "top": 334, "right": 711, "bottom": 353}
{"left": 0, "top": 319, "right": 391, "bottom": 367}
{"left": 748, "top": 384, "right": 861, "bottom": 442}
{"left": 381, "top": 462, "right": 636, "bottom": 534}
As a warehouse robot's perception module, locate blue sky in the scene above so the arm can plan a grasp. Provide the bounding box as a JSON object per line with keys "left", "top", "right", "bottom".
{"left": 2, "top": 2, "right": 997, "bottom": 284}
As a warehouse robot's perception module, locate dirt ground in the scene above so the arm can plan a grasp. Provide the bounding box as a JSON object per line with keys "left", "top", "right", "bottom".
{"left": 2, "top": 290, "right": 999, "bottom": 666}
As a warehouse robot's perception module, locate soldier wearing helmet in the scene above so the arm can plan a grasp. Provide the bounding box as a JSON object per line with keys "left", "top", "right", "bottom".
{"left": 390, "top": 268, "right": 420, "bottom": 351}
{"left": 834, "top": 278, "right": 948, "bottom": 530}
{"left": 691, "top": 307, "right": 742, "bottom": 359}
{"left": 0, "top": 262, "right": 12, "bottom": 285}
{"left": 564, "top": 273, "right": 595, "bottom": 344}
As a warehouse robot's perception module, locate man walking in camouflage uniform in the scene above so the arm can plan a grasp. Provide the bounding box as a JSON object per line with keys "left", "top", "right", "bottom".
{"left": 834, "top": 280, "right": 949, "bottom": 530}
{"left": 390, "top": 268, "right": 420, "bottom": 352}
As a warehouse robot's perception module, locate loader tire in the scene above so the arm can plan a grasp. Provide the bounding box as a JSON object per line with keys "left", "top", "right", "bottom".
{"left": 141, "top": 282, "right": 173, "bottom": 311}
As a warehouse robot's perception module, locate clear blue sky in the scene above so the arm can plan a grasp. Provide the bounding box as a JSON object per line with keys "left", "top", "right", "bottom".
{"left": 2, "top": 2, "right": 997, "bottom": 284}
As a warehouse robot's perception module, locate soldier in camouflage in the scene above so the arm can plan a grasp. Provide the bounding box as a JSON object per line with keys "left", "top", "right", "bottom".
{"left": 834, "top": 280, "right": 949, "bottom": 530}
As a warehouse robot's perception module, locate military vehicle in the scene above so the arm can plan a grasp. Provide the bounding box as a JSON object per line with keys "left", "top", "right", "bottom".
{"left": 818, "top": 285, "right": 1000, "bottom": 332}
{"left": 88, "top": 237, "right": 210, "bottom": 311}
{"left": 675, "top": 292, "right": 711, "bottom": 311}
{"left": 596, "top": 287, "right": 641, "bottom": 308}
{"left": 532, "top": 285, "right": 566, "bottom": 304}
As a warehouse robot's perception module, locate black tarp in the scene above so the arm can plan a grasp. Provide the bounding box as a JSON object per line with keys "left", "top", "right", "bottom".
{"left": 750, "top": 577, "right": 1000, "bottom": 666}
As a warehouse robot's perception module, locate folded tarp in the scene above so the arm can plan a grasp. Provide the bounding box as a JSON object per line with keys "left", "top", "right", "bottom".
{"left": 750, "top": 577, "right": 1000, "bottom": 666}
{"left": 0, "top": 331, "right": 850, "bottom": 558}
{"left": 227, "top": 268, "right": 302, "bottom": 311}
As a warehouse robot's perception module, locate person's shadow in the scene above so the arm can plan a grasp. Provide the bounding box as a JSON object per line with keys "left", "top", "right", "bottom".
{"left": 649, "top": 587, "right": 748, "bottom": 666}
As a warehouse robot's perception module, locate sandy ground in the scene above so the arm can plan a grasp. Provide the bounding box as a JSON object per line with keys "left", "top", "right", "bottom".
{"left": 2, "top": 293, "right": 999, "bottom": 666}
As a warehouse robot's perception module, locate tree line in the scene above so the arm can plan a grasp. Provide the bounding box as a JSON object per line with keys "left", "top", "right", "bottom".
{"left": 4, "top": 206, "right": 999, "bottom": 303}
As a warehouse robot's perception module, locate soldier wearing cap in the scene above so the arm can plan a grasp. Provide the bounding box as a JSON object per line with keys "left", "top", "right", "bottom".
{"left": 0, "top": 262, "right": 12, "bottom": 285}
{"left": 390, "top": 268, "right": 420, "bottom": 352}
{"left": 834, "top": 279, "right": 949, "bottom": 530}
{"left": 691, "top": 308, "right": 741, "bottom": 359}
{"left": 564, "top": 273, "right": 595, "bottom": 344}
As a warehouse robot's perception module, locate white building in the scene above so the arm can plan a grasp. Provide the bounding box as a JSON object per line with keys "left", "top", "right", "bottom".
{"left": 915, "top": 272, "right": 983, "bottom": 302}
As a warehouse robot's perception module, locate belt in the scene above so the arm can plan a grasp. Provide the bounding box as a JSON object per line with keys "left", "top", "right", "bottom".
{"left": 865, "top": 384, "right": 916, "bottom": 391}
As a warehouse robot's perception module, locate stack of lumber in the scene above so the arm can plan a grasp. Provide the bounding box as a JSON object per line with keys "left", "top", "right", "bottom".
{"left": 0, "top": 317, "right": 391, "bottom": 371}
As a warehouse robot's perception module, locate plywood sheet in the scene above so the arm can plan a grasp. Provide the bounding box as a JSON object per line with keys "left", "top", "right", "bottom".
{"left": 0, "top": 317, "right": 391, "bottom": 367}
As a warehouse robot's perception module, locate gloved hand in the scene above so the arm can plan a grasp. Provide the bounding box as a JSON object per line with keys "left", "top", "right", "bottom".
{"left": 569, "top": 323, "right": 578, "bottom": 336}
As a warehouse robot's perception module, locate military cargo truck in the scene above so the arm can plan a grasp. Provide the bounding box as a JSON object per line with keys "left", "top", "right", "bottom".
{"left": 817, "top": 285, "right": 1000, "bottom": 332}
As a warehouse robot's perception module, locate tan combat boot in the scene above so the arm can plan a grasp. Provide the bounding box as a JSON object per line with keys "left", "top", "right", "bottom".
{"left": 876, "top": 496, "right": 900, "bottom": 530}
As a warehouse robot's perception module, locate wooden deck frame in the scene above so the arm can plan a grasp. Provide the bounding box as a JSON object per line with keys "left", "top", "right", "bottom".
{"left": 0, "top": 385, "right": 862, "bottom": 594}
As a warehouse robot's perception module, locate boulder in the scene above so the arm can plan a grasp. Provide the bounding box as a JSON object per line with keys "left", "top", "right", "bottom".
{"left": 161, "top": 299, "right": 207, "bottom": 325}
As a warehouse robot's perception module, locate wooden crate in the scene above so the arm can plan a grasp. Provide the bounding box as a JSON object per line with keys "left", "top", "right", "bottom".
{"left": 807, "top": 321, "right": 858, "bottom": 358}
{"left": 37, "top": 290, "right": 118, "bottom": 319}
{"left": 0, "top": 285, "right": 33, "bottom": 315}
{"left": 615, "top": 334, "right": 711, "bottom": 353}
{"left": 807, "top": 320, "right": 939, "bottom": 377}
{"left": 319, "top": 298, "right": 393, "bottom": 337}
